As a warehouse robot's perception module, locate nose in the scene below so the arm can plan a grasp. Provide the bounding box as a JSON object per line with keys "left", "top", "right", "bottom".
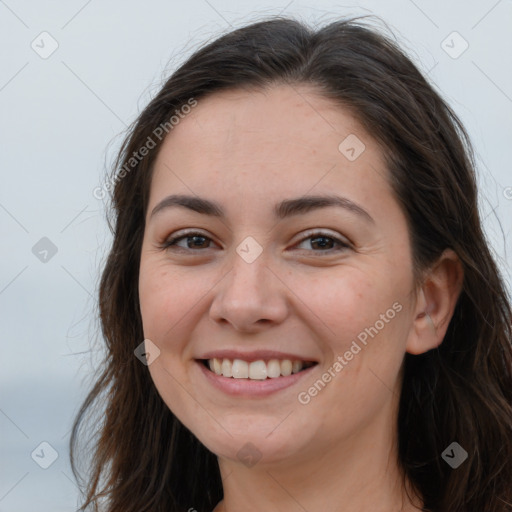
{"left": 209, "top": 251, "right": 289, "bottom": 333}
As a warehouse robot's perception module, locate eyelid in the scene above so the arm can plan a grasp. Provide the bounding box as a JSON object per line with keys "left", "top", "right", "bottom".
{"left": 294, "top": 228, "right": 351, "bottom": 245}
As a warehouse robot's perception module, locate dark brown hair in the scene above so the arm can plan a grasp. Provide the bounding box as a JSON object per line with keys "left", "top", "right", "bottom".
{"left": 71, "top": 15, "right": 512, "bottom": 512}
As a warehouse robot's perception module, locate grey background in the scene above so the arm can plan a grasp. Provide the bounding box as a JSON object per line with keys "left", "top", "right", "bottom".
{"left": 1, "top": 0, "right": 511, "bottom": 510}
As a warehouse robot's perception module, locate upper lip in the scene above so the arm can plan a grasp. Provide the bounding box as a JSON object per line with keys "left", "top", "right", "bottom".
{"left": 197, "top": 349, "right": 318, "bottom": 363}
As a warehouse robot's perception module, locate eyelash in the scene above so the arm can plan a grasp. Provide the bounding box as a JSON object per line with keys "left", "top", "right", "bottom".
{"left": 161, "top": 230, "right": 351, "bottom": 254}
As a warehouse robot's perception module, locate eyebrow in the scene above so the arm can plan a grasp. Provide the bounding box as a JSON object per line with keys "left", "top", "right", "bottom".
{"left": 150, "top": 193, "right": 374, "bottom": 223}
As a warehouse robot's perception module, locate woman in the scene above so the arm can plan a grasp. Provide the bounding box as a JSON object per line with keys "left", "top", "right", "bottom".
{"left": 71, "top": 15, "right": 512, "bottom": 512}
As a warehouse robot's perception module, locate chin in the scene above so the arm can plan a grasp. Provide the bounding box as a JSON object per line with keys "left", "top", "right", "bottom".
{"left": 189, "top": 417, "right": 310, "bottom": 466}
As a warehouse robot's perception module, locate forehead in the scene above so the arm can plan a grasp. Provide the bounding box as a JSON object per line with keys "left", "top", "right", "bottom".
{"left": 150, "top": 84, "right": 390, "bottom": 210}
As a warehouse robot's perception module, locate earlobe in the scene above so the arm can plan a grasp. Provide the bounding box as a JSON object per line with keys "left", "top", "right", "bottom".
{"left": 406, "top": 249, "right": 464, "bottom": 355}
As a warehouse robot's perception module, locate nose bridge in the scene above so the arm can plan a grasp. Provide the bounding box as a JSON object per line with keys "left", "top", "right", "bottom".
{"left": 228, "top": 247, "right": 270, "bottom": 297}
{"left": 210, "top": 245, "right": 288, "bottom": 331}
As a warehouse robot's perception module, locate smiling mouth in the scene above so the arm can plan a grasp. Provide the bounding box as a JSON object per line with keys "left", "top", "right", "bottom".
{"left": 199, "top": 358, "right": 318, "bottom": 380}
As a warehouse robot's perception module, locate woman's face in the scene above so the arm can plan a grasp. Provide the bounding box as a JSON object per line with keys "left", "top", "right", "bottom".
{"left": 139, "top": 84, "right": 419, "bottom": 466}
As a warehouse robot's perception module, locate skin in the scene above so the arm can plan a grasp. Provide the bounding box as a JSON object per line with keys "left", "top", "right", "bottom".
{"left": 138, "top": 84, "right": 463, "bottom": 511}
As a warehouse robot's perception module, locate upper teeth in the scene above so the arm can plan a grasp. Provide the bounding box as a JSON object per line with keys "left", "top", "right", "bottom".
{"left": 207, "top": 358, "right": 309, "bottom": 380}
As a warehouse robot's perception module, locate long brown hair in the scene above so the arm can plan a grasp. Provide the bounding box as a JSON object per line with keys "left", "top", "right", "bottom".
{"left": 71, "top": 15, "right": 512, "bottom": 512}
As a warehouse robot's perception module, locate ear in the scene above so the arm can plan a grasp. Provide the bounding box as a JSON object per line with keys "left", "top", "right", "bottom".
{"left": 406, "top": 249, "right": 464, "bottom": 355}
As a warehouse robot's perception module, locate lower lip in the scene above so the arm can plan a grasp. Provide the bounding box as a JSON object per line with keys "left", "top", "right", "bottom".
{"left": 195, "top": 360, "right": 317, "bottom": 397}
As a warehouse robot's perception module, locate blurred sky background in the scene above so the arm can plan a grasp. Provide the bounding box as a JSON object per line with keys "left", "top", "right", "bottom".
{"left": 1, "top": 0, "right": 511, "bottom": 510}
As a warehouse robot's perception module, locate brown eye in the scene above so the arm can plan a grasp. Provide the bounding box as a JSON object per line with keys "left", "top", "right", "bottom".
{"left": 295, "top": 231, "right": 350, "bottom": 253}
{"left": 163, "top": 231, "right": 216, "bottom": 251}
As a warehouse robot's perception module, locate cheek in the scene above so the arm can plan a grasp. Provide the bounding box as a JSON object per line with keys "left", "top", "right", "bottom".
{"left": 300, "top": 267, "right": 411, "bottom": 406}
{"left": 300, "top": 269, "right": 402, "bottom": 346}
{"left": 138, "top": 262, "right": 200, "bottom": 342}
{"left": 138, "top": 262, "right": 205, "bottom": 422}
{"left": 297, "top": 285, "right": 409, "bottom": 442}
